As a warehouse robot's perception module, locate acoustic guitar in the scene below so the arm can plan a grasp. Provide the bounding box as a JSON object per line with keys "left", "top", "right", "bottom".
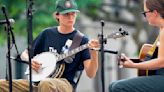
{"left": 118, "top": 44, "right": 158, "bottom": 76}
{"left": 119, "top": 35, "right": 159, "bottom": 76}
{"left": 131, "top": 44, "right": 158, "bottom": 76}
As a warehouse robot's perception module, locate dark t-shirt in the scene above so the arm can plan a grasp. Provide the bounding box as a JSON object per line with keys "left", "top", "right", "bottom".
{"left": 32, "top": 26, "right": 90, "bottom": 86}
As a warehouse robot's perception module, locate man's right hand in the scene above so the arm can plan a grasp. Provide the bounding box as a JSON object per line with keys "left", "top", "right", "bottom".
{"left": 32, "top": 60, "right": 42, "bottom": 72}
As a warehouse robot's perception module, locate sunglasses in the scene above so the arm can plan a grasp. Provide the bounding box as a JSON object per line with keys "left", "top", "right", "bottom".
{"left": 142, "top": 10, "right": 153, "bottom": 17}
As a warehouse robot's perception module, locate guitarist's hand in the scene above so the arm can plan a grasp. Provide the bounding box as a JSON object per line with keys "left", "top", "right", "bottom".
{"left": 88, "top": 39, "right": 100, "bottom": 50}
{"left": 32, "top": 60, "right": 42, "bottom": 72}
{"left": 120, "top": 53, "right": 135, "bottom": 68}
{"left": 88, "top": 39, "right": 100, "bottom": 60}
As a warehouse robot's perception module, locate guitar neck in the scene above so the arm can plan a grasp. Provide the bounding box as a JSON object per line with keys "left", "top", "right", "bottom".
{"left": 57, "top": 44, "right": 89, "bottom": 61}
{"left": 130, "top": 59, "right": 143, "bottom": 63}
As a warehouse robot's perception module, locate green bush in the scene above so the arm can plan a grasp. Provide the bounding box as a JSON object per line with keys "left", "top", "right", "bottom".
{"left": 0, "top": 0, "right": 101, "bottom": 45}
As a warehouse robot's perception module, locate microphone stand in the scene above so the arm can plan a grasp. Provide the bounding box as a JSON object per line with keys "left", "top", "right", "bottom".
{"left": 97, "top": 22, "right": 128, "bottom": 92}
{"left": 98, "top": 20, "right": 106, "bottom": 92}
{"left": 1, "top": 6, "right": 13, "bottom": 92}
{"left": 27, "top": 0, "right": 34, "bottom": 92}
{"left": 103, "top": 50, "right": 118, "bottom": 54}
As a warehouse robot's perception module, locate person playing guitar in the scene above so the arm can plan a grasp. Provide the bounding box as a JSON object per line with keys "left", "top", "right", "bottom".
{"left": 109, "top": 0, "right": 164, "bottom": 92}
{"left": 0, "top": 0, "right": 100, "bottom": 92}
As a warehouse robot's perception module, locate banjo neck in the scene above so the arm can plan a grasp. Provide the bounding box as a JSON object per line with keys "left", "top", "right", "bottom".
{"left": 56, "top": 29, "right": 129, "bottom": 62}
{"left": 56, "top": 44, "right": 89, "bottom": 62}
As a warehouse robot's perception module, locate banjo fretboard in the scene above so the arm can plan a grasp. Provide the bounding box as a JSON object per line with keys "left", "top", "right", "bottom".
{"left": 57, "top": 44, "right": 89, "bottom": 61}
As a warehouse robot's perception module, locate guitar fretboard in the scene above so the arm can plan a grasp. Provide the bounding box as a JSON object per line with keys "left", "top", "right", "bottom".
{"left": 57, "top": 44, "right": 89, "bottom": 61}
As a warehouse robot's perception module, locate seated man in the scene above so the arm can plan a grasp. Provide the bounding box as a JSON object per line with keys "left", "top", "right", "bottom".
{"left": 0, "top": 0, "right": 100, "bottom": 92}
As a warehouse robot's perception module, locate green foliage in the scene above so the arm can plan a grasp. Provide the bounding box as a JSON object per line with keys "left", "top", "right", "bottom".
{"left": 0, "top": 0, "right": 101, "bottom": 45}
{"left": 77, "top": 0, "right": 101, "bottom": 20}
{"left": 77, "top": 0, "right": 101, "bottom": 9}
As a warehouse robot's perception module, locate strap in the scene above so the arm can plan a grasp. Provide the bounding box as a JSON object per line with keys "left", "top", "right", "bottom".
{"left": 69, "top": 30, "right": 84, "bottom": 50}
{"left": 63, "top": 30, "right": 84, "bottom": 63}
{"left": 145, "top": 35, "right": 159, "bottom": 76}
{"left": 69, "top": 30, "right": 84, "bottom": 89}
{"left": 147, "top": 35, "right": 159, "bottom": 56}
{"left": 73, "top": 70, "right": 83, "bottom": 91}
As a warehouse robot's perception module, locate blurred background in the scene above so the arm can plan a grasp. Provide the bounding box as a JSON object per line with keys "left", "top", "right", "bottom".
{"left": 0, "top": 0, "right": 159, "bottom": 92}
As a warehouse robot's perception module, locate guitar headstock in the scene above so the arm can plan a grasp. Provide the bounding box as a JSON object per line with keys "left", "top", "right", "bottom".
{"left": 107, "top": 28, "right": 129, "bottom": 39}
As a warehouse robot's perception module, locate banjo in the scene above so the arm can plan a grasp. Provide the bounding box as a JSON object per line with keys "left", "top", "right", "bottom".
{"left": 25, "top": 29, "right": 128, "bottom": 82}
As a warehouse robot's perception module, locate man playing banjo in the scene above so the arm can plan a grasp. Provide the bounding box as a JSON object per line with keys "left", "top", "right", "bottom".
{"left": 0, "top": 0, "right": 100, "bottom": 92}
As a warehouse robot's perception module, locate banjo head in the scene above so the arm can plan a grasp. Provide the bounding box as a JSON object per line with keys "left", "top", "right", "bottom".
{"left": 26, "top": 52, "right": 57, "bottom": 82}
